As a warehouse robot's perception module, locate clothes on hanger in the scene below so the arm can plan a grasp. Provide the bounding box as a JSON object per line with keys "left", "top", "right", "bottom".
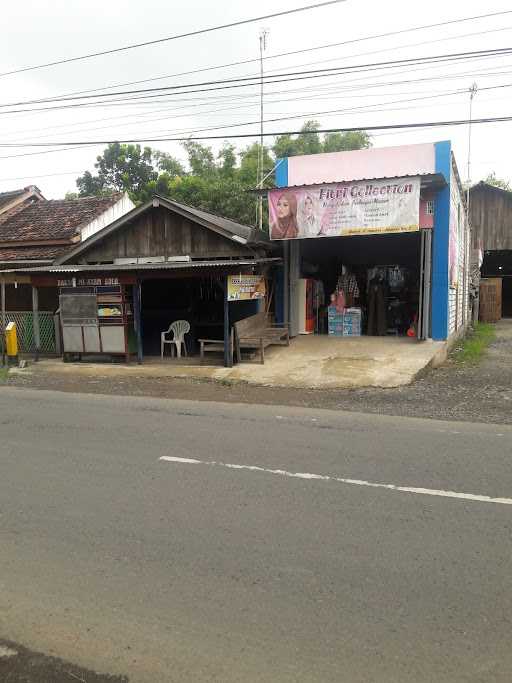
{"left": 336, "top": 271, "right": 359, "bottom": 307}
{"left": 367, "top": 276, "right": 387, "bottom": 336}
{"left": 313, "top": 280, "right": 325, "bottom": 309}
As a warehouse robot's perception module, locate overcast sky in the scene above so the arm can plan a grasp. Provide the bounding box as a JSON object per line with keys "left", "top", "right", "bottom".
{"left": 0, "top": 0, "right": 511, "bottom": 198}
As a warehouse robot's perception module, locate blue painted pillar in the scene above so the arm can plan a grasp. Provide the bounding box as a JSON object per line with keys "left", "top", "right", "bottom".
{"left": 275, "top": 157, "right": 288, "bottom": 188}
{"left": 432, "top": 141, "right": 451, "bottom": 340}
{"left": 274, "top": 157, "right": 289, "bottom": 325}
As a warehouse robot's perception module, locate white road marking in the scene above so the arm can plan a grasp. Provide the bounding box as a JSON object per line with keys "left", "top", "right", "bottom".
{"left": 160, "top": 456, "right": 512, "bottom": 507}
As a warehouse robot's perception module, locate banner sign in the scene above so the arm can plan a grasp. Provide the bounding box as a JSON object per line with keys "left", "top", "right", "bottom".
{"left": 227, "top": 274, "right": 266, "bottom": 301}
{"left": 268, "top": 177, "right": 421, "bottom": 240}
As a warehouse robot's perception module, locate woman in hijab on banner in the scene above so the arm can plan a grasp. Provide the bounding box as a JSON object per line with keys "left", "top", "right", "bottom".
{"left": 270, "top": 191, "right": 299, "bottom": 240}
{"left": 298, "top": 193, "right": 321, "bottom": 237}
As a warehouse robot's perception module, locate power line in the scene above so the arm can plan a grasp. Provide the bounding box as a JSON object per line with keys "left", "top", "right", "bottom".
{"left": 2, "top": 46, "right": 511, "bottom": 116}
{"left": 0, "top": 83, "right": 476, "bottom": 144}
{"left": 31, "top": 9, "right": 512, "bottom": 102}
{"left": 1, "top": 115, "right": 512, "bottom": 148}
{"left": 0, "top": 171, "right": 82, "bottom": 182}
{"left": 4, "top": 57, "right": 512, "bottom": 141}
{"left": 0, "top": 1, "right": 347, "bottom": 78}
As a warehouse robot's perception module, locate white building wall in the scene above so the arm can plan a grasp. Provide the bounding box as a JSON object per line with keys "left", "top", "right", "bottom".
{"left": 80, "top": 193, "right": 135, "bottom": 242}
{"left": 448, "top": 160, "right": 471, "bottom": 336}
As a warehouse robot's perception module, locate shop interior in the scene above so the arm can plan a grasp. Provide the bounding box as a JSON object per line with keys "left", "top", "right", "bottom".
{"left": 140, "top": 276, "right": 259, "bottom": 357}
{"left": 299, "top": 232, "right": 421, "bottom": 337}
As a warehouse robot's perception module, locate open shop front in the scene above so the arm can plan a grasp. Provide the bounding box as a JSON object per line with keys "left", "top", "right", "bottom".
{"left": 24, "top": 258, "right": 278, "bottom": 367}
{"left": 138, "top": 268, "right": 271, "bottom": 361}
{"left": 15, "top": 194, "right": 279, "bottom": 366}
{"left": 270, "top": 175, "right": 435, "bottom": 341}
{"left": 290, "top": 231, "right": 430, "bottom": 339}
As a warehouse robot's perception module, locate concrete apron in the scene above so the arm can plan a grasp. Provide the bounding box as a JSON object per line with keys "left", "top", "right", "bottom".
{"left": 15, "top": 336, "right": 448, "bottom": 390}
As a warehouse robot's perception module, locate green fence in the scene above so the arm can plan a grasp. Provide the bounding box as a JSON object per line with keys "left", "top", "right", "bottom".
{"left": 1, "top": 311, "right": 57, "bottom": 353}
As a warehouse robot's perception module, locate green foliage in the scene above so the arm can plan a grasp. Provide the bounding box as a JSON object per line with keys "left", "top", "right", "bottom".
{"left": 453, "top": 323, "right": 496, "bottom": 364}
{"left": 483, "top": 172, "right": 511, "bottom": 192}
{"left": 73, "top": 121, "right": 371, "bottom": 226}
{"left": 238, "top": 143, "right": 274, "bottom": 187}
{"left": 218, "top": 143, "right": 237, "bottom": 178}
{"left": 323, "top": 130, "right": 371, "bottom": 153}
{"left": 182, "top": 140, "right": 216, "bottom": 176}
{"left": 273, "top": 121, "right": 371, "bottom": 158}
{"left": 76, "top": 142, "right": 157, "bottom": 201}
{"left": 154, "top": 151, "right": 186, "bottom": 177}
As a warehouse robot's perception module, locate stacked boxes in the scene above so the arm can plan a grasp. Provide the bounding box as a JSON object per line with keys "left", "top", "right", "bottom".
{"left": 327, "top": 305, "right": 343, "bottom": 336}
{"left": 328, "top": 306, "right": 362, "bottom": 336}
{"left": 342, "top": 308, "right": 362, "bottom": 336}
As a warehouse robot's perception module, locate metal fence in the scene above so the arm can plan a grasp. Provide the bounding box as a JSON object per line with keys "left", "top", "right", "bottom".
{"left": 1, "top": 311, "right": 57, "bottom": 354}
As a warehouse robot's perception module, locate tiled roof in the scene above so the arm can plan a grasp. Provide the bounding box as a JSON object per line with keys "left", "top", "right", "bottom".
{"left": 0, "top": 244, "right": 72, "bottom": 262}
{"left": 0, "top": 193, "right": 123, "bottom": 243}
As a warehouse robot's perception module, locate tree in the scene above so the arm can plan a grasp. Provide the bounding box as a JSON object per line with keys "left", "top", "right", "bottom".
{"left": 273, "top": 121, "right": 371, "bottom": 158}
{"left": 182, "top": 140, "right": 216, "bottom": 176}
{"left": 72, "top": 121, "right": 371, "bottom": 226}
{"left": 154, "top": 151, "right": 186, "bottom": 177}
{"left": 483, "top": 172, "right": 511, "bottom": 192}
{"left": 218, "top": 143, "right": 237, "bottom": 178}
{"left": 76, "top": 142, "right": 157, "bottom": 202}
{"left": 323, "top": 130, "right": 371, "bottom": 153}
{"left": 238, "top": 143, "right": 274, "bottom": 186}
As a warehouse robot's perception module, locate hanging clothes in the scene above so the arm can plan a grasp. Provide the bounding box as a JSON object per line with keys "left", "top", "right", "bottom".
{"left": 367, "top": 277, "right": 387, "bottom": 336}
{"left": 336, "top": 271, "right": 359, "bottom": 307}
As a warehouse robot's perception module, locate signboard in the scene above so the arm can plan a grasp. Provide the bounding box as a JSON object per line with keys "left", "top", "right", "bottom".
{"left": 32, "top": 274, "right": 136, "bottom": 287}
{"left": 268, "top": 177, "right": 421, "bottom": 240}
{"left": 227, "top": 275, "right": 266, "bottom": 301}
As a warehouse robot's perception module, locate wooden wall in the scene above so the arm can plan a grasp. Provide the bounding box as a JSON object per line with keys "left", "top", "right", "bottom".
{"left": 470, "top": 185, "right": 512, "bottom": 250}
{"left": 77, "top": 207, "right": 260, "bottom": 264}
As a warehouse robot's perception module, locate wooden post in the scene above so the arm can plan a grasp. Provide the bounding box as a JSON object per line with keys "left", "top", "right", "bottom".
{"left": 133, "top": 282, "right": 143, "bottom": 364}
{"left": 223, "top": 277, "right": 232, "bottom": 368}
{"left": 1, "top": 280, "right": 5, "bottom": 366}
{"left": 283, "top": 241, "right": 290, "bottom": 331}
{"left": 32, "top": 285, "right": 40, "bottom": 361}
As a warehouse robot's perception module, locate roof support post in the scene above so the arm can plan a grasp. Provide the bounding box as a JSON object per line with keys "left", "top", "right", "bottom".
{"left": 133, "top": 281, "right": 143, "bottom": 365}
{"left": 223, "top": 277, "right": 232, "bottom": 368}
{"left": 1, "top": 280, "right": 5, "bottom": 366}
{"left": 32, "top": 285, "right": 40, "bottom": 361}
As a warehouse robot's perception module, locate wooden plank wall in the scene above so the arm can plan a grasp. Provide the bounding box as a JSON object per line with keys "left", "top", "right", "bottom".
{"left": 470, "top": 185, "right": 512, "bottom": 251}
{"left": 78, "top": 207, "right": 260, "bottom": 263}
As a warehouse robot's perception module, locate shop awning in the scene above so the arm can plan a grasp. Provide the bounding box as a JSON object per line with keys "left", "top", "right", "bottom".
{"left": 0, "top": 257, "right": 281, "bottom": 278}
{"left": 249, "top": 173, "right": 447, "bottom": 195}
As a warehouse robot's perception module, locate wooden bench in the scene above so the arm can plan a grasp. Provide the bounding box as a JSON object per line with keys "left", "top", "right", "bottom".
{"left": 198, "top": 328, "right": 234, "bottom": 364}
{"left": 233, "top": 312, "right": 289, "bottom": 365}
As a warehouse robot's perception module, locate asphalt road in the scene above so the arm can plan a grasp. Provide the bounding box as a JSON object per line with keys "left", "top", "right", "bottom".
{"left": 1, "top": 387, "right": 511, "bottom": 682}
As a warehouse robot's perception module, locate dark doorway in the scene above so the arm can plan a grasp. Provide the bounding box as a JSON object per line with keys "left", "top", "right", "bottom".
{"left": 140, "top": 277, "right": 224, "bottom": 356}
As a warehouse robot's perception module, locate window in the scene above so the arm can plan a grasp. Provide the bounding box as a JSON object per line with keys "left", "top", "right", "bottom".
{"left": 425, "top": 200, "right": 434, "bottom": 215}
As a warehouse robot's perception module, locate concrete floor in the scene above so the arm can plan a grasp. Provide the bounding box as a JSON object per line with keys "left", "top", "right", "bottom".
{"left": 20, "top": 334, "right": 448, "bottom": 389}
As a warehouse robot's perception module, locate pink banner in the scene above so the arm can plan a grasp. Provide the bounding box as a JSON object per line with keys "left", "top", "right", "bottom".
{"left": 268, "top": 178, "right": 421, "bottom": 241}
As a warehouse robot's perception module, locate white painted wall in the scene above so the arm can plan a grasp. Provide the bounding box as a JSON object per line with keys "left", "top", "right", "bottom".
{"left": 80, "top": 193, "right": 135, "bottom": 242}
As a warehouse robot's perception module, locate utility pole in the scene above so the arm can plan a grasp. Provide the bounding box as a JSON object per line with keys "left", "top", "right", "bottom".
{"left": 466, "top": 82, "right": 478, "bottom": 215}
{"left": 258, "top": 28, "right": 268, "bottom": 233}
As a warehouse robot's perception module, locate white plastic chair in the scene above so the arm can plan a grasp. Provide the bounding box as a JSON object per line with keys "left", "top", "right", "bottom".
{"left": 161, "top": 320, "right": 190, "bottom": 359}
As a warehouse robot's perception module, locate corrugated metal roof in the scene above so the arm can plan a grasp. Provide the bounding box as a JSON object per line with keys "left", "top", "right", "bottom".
{"left": 2, "top": 257, "right": 280, "bottom": 275}
{"left": 251, "top": 173, "right": 446, "bottom": 194}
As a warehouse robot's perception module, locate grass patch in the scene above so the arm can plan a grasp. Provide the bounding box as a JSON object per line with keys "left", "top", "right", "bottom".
{"left": 453, "top": 322, "right": 496, "bottom": 364}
